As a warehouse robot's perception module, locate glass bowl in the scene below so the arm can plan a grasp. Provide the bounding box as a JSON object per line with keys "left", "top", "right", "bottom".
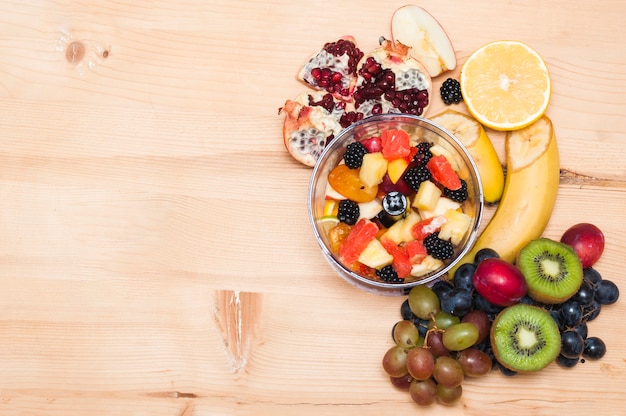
{"left": 308, "top": 113, "right": 484, "bottom": 295}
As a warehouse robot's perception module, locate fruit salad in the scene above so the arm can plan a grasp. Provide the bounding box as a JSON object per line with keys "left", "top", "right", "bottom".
{"left": 318, "top": 127, "right": 476, "bottom": 284}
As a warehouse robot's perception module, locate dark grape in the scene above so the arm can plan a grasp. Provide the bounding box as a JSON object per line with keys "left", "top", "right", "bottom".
{"left": 389, "top": 374, "right": 413, "bottom": 390}
{"left": 409, "top": 378, "right": 437, "bottom": 406}
{"left": 406, "top": 347, "right": 435, "bottom": 380}
{"left": 582, "top": 300, "right": 601, "bottom": 322}
{"left": 436, "top": 383, "right": 463, "bottom": 406}
{"left": 474, "top": 247, "right": 500, "bottom": 264}
{"left": 456, "top": 347, "right": 492, "bottom": 377}
{"left": 433, "top": 356, "right": 464, "bottom": 388}
{"left": 559, "top": 300, "right": 582, "bottom": 327}
{"left": 594, "top": 280, "right": 619, "bottom": 305}
{"left": 517, "top": 294, "right": 536, "bottom": 305}
{"left": 560, "top": 329, "right": 584, "bottom": 359}
{"left": 400, "top": 299, "right": 415, "bottom": 321}
{"left": 571, "top": 280, "right": 595, "bottom": 307}
{"left": 473, "top": 292, "right": 504, "bottom": 315}
{"left": 583, "top": 337, "right": 606, "bottom": 360}
{"left": 432, "top": 279, "right": 454, "bottom": 299}
{"left": 573, "top": 322, "right": 588, "bottom": 340}
{"left": 547, "top": 308, "right": 564, "bottom": 330}
{"left": 453, "top": 263, "right": 476, "bottom": 291}
{"left": 583, "top": 267, "right": 602, "bottom": 285}
{"left": 440, "top": 287, "right": 473, "bottom": 317}
{"left": 413, "top": 318, "right": 429, "bottom": 338}
{"left": 461, "top": 310, "right": 491, "bottom": 345}
{"left": 496, "top": 362, "right": 517, "bottom": 376}
{"left": 556, "top": 354, "right": 579, "bottom": 368}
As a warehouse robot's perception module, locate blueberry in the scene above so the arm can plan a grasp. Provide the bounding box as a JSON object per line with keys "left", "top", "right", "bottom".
{"left": 474, "top": 248, "right": 500, "bottom": 265}
{"left": 594, "top": 280, "right": 619, "bottom": 305}
{"left": 583, "top": 337, "right": 606, "bottom": 360}
{"left": 453, "top": 263, "right": 476, "bottom": 291}
{"left": 440, "top": 287, "right": 473, "bottom": 317}
{"left": 559, "top": 300, "right": 583, "bottom": 327}
{"left": 560, "top": 330, "right": 584, "bottom": 359}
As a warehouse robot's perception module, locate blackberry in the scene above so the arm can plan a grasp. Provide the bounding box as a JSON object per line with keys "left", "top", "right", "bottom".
{"left": 376, "top": 265, "right": 404, "bottom": 283}
{"left": 413, "top": 142, "right": 433, "bottom": 165}
{"left": 424, "top": 232, "right": 454, "bottom": 260}
{"left": 443, "top": 179, "right": 468, "bottom": 202}
{"left": 343, "top": 142, "right": 368, "bottom": 169}
{"left": 440, "top": 78, "right": 463, "bottom": 105}
{"left": 337, "top": 199, "right": 359, "bottom": 225}
{"left": 403, "top": 165, "right": 432, "bottom": 191}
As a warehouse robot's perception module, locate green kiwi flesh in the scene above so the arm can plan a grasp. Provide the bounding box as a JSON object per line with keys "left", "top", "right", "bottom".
{"left": 517, "top": 238, "right": 583, "bottom": 304}
{"left": 491, "top": 304, "right": 561, "bottom": 372}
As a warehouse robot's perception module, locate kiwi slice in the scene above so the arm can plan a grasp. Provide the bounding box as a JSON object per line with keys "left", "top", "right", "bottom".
{"left": 517, "top": 238, "right": 583, "bottom": 304}
{"left": 491, "top": 304, "right": 561, "bottom": 372}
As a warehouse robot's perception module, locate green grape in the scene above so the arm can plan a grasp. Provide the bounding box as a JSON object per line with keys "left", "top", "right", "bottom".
{"left": 432, "top": 356, "right": 464, "bottom": 388}
{"left": 406, "top": 347, "right": 435, "bottom": 381}
{"left": 442, "top": 322, "right": 479, "bottom": 351}
{"left": 436, "top": 383, "right": 463, "bottom": 406}
{"left": 456, "top": 348, "right": 492, "bottom": 377}
{"left": 409, "top": 378, "right": 437, "bottom": 406}
{"left": 393, "top": 320, "right": 421, "bottom": 349}
{"left": 428, "top": 311, "right": 461, "bottom": 330}
{"left": 382, "top": 345, "right": 409, "bottom": 378}
{"left": 408, "top": 285, "right": 441, "bottom": 320}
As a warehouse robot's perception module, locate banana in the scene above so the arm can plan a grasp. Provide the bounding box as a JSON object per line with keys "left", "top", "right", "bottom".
{"left": 447, "top": 115, "right": 560, "bottom": 276}
{"left": 430, "top": 109, "right": 505, "bottom": 204}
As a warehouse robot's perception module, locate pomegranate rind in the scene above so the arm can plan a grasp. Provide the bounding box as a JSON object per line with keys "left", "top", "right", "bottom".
{"left": 280, "top": 91, "right": 344, "bottom": 167}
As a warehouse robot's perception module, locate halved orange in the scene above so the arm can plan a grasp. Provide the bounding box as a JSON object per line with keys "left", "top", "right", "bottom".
{"left": 460, "top": 40, "right": 551, "bottom": 131}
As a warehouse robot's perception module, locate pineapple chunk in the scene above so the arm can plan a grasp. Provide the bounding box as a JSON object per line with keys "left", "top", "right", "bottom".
{"left": 418, "top": 197, "right": 461, "bottom": 220}
{"left": 380, "top": 210, "right": 421, "bottom": 244}
{"left": 387, "top": 158, "right": 409, "bottom": 184}
{"left": 410, "top": 255, "right": 444, "bottom": 277}
{"left": 359, "top": 152, "right": 388, "bottom": 187}
{"left": 412, "top": 180, "right": 442, "bottom": 211}
{"left": 438, "top": 209, "right": 472, "bottom": 245}
{"left": 358, "top": 238, "right": 394, "bottom": 269}
{"left": 430, "top": 144, "right": 461, "bottom": 171}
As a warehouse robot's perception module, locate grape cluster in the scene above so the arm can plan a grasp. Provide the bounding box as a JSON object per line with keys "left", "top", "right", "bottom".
{"left": 382, "top": 247, "right": 620, "bottom": 407}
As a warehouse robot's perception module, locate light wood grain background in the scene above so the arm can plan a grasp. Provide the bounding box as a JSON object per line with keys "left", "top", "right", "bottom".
{"left": 0, "top": 0, "right": 625, "bottom": 415}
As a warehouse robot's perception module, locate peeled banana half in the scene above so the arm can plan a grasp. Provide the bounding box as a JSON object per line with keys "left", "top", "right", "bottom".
{"left": 447, "top": 115, "right": 560, "bottom": 276}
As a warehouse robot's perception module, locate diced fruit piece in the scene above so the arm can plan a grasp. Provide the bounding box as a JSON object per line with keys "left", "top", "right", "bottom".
{"left": 388, "top": 158, "right": 410, "bottom": 184}
{"left": 427, "top": 155, "right": 461, "bottom": 190}
{"left": 381, "top": 239, "right": 412, "bottom": 278}
{"left": 359, "top": 152, "right": 388, "bottom": 187}
{"left": 380, "top": 210, "right": 421, "bottom": 245}
{"left": 418, "top": 197, "right": 461, "bottom": 219}
{"left": 329, "top": 164, "right": 378, "bottom": 202}
{"left": 358, "top": 199, "right": 383, "bottom": 220}
{"left": 328, "top": 222, "right": 352, "bottom": 253}
{"left": 361, "top": 136, "right": 383, "bottom": 153}
{"left": 405, "top": 240, "right": 428, "bottom": 264}
{"left": 390, "top": 5, "right": 457, "bottom": 77}
{"left": 412, "top": 180, "right": 442, "bottom": 211}
{"left": 358, "top": 238, "right": 394, "bottom": 269}
{"left": 429, "top": 144, "right": 460, "bottom": 171}
{"left": 338, "top": 218, "right": 379, "bottom": 265}
{"left": 438, "top": 210, "right": 471, "bottom": 245}
{"left": 323, "top": 200, "right": 339, "bottom": 217}
{"left": 377, "top": 173, "right": 414, "bottom": 198}
{"left": 325, "top": 181, "right": 346, "bottom": 200}
{"left": 381, "top": 129, "right": 412, "bottom": 160}
{"left": 410, "top": 255, "right": 444, "bottom": 277}
{"left": 411, "top": 215, "right": 447, "bottom": 240}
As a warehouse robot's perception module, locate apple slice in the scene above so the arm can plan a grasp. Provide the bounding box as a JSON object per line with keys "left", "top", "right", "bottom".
{"left": 391, "top": 5, "right": 456, "bottom": 77}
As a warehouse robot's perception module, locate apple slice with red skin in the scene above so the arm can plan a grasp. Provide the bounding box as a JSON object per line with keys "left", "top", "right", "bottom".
{"left": 391, "top": 4, "right": 457, "bottom": 77}
{"left": 472, "top": 258, "right": 528, "bottom": 307}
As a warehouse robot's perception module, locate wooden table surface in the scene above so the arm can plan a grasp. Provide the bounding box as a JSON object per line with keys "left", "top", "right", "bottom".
{"left": 1, "top": 1, "right": 625, "bottom": 415}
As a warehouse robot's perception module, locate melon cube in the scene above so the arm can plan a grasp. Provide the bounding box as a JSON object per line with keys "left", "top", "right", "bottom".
{"left": 358, "top": 238, "right": 394, "bottom": 269}
{"left": 359, "top": 152, "right": 388, "bottom": 187}
{"left": 387, "top": 158, "right": 409, "bottom": 184}
{"left": 412, "top": 180, "right": 442, "bottom": 211}
{"left": 438, "top": 209, "right": 472, "bottom": 245}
